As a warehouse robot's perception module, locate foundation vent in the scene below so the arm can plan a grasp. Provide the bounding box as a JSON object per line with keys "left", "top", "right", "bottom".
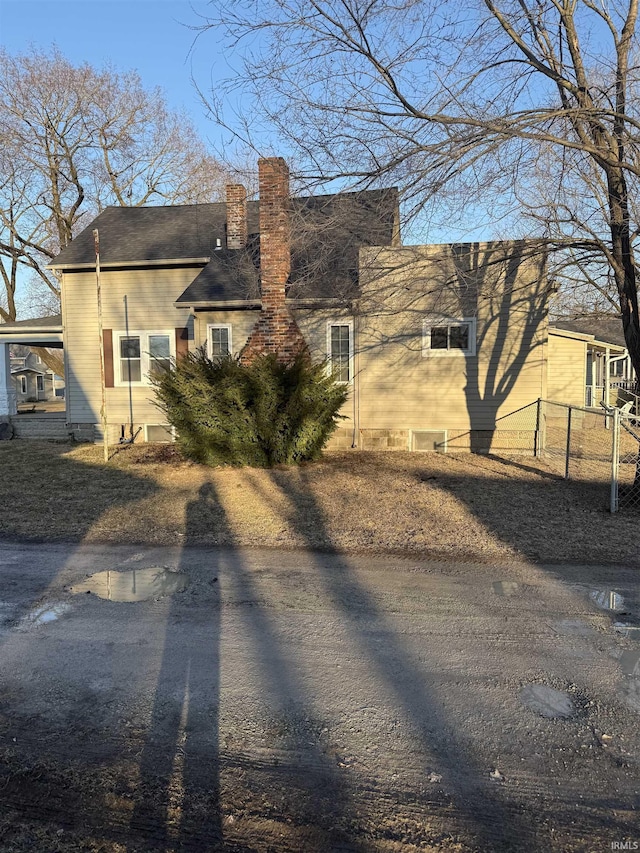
{"left": 410, "top": 429, "right": 447, "bottom": 452}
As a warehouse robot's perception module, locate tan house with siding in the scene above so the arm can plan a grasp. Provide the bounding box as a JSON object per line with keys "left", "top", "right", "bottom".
{"left": 548, "top": 320, "right": 634, "bottom": 409}
{"left": 24, "top": 157, "right": 552, "bottom": 452}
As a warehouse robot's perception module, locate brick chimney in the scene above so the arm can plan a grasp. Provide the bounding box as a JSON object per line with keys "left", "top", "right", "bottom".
{"left": 240, "top": 157, "right": 308, "bottom": 365}
{"left": 226, "top": 184, "right": 247, "bottom": 249}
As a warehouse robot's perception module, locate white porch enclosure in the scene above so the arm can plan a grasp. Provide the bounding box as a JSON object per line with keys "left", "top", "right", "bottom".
{"left": 0, "top": 317, "right": 64, "bottom": 437}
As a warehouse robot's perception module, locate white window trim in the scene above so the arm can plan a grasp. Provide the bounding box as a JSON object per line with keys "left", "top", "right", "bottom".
{"left": 19, "top": 376, "right": 27, "bottom": 394}
{"left": 114, "top": 330, "right": 175, "bottom": 387}
{"left": 422, "top": 317, "right": 477, "bottom": 357}
{"left": 206, "top": 323, "right": 233, "bottom": 357}
{"left": 327, "top": 320, "right": 354, "bottom": 384}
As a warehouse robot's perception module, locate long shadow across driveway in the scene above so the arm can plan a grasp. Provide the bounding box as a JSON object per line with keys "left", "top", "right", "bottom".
{"left": 261, "top": 467, "right": 533, "bottom": 851}
{"left": 128, "top": 481, "right": 366, "bottom": 852}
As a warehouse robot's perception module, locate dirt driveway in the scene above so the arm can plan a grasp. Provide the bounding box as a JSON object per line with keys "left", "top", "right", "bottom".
{"left": 0, "top": 541, "right": 639, "bottom": 852}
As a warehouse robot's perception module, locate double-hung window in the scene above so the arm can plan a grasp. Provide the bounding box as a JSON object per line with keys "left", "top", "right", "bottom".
{"left": 207, "top": 324, "right": 232, "bottom": 358}
{"left": 328, "top": 321, "right": 353, "bottom": 383}
{"left": 422, "top": 318, "right": 476, "bottom": 357}
{"left": 115, "top": 331, "right": 174, "bottom": 385}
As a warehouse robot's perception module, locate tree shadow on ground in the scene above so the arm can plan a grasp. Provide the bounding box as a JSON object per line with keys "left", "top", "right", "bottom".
{"left": 264, "top": 467, "right": 541, "bottom": 851}
{"left": 129, "top": 483, "right": 223, "bottom": 851}
{"left": 128, "top": 481, "right": 366, "bottom": 852}
{"left": 0, "top": 441, "right": 159, "bottom": 544}
{"left": 0, "top": 441, "right": 158, "bottom": 627}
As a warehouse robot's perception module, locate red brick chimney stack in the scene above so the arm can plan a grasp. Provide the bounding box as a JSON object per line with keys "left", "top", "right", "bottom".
{"left": 258, "top": 158, "right": 290, "bottom": 309}
{"left": 226, "top": 184, "right": 248, "bottom": 249}
{"left": 239, "top": 157, "right": 308, "bottom": 365}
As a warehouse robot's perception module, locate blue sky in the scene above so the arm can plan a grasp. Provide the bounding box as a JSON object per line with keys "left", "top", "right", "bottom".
{"left": 0, "top": 0, "right": 224, "bottom": 146}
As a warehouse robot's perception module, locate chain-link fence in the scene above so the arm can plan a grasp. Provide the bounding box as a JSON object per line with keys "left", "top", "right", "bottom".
{"left": 539, "top": 400, "right": 615, "bottom": 507}
{"left": 536, "top": 399, "right": 640, "bottom": 512}
{"left": 617, "top": 414, "right": 640, "bottom": 511}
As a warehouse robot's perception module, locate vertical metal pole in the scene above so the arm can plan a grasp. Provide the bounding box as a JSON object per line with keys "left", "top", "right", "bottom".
{"left": 94, "top": 229, "right": 109, "bottom": 462}
{"left": 534, "top": 398, "right": 542, "bottom": 457}
{"left": 611, "top": 407, "right": 620, "bottom": 513}
{"left": 123, "top": 295, "right": 134, "bottom": 440}
{"left": 565, "top": 406, "right": 572, "bottom": 479}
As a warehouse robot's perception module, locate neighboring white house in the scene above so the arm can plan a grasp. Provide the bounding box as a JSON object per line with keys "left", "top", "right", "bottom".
{"left": 10, "top": 347, "right": 65, "bottom": 404}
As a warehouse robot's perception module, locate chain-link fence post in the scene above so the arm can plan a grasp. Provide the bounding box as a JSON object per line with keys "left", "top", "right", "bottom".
{"left": 565, "top": 405, "right": 572, "bottom": 479}
{"left": 534, "top": 397, "right": 544, "bottom": 457}
{"left": 611, "top": 406, "right": 620, "bottom": 513}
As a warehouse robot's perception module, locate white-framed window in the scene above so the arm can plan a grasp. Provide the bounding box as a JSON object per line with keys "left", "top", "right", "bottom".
{"left": 19, "top": 376, "right": 27, "bottom": 394}
{"left": 36, "top": 375, "right": 44, "bottom": 393}
{"left": 114, "top": 330, "right": 174, "bottom": 386}
{"left": 422, "top": 317, "right": 476, "bottom": 357}
{"left": 207, "top": 324, "right": 232, "bottom": 358}
{"left": 327, "top": 321, "right": 354, "bottom": 383}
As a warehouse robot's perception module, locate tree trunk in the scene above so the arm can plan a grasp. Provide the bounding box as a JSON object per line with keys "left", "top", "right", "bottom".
{"left": 30, "top": 347, "right": 65, "bottom": 380}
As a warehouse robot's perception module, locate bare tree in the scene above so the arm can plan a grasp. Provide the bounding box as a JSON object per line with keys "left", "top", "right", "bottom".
{"left": 197, "top": 0, "right": 640, "bottom": 385}
{"left": 0, "top": 46, "right": 228, "bottom": 333}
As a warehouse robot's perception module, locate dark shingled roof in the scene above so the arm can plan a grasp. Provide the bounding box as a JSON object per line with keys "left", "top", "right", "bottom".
{"left": 50, "top": 205, "right": 258, "bottom": 267}
{"left": 0, "top": 314, "right": 62, "bottom": 329}
{"left": 181, "top": 246, "right": 261, "bottom": 304}
{"left": 552, "top": 316, "right": 627, "bottom": 348}
{"left": 50, "top": 188, "right": 399, "bottom": 303}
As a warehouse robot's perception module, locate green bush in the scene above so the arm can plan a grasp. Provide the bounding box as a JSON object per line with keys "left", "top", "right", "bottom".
{"left": 151, "top": 350, "right": 349, "bottom": 467}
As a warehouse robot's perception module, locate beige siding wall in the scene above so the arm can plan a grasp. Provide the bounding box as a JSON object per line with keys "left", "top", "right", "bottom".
{"left": 63, "top": 241, "right": 550, "bottom": 454}
{"left": 547, "top": 333, "right": 587, "bottom": 407}
{"left": 62, "top": 267, "right": 196, "bottom": 428}
{"left": 355, "top": 242, "right": 549, "bottom": 450}
{"left": 194, "top": 310, "right": 260, "bottom": 353}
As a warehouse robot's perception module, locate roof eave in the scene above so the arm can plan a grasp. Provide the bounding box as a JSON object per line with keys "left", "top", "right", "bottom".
{"left": 286, "top": 297, "right": 352, "bottom": 307}
{"left": 178, "top": 300, "right": 262, "bottom": 310}
{"left": 549, "top": 327, "right": 595, "bottom": 342}
{"left": 48, "top": 256, "right": 211, "bottom": 271}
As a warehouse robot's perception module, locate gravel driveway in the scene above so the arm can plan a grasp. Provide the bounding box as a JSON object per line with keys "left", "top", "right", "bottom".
{"left": 0, "top": 541, "right": 638, "bottom": 852}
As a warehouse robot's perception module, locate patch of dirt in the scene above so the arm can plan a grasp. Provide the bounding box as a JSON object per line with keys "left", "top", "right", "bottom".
{"left": 0, "top": 444, "right": 638, "bottom": 564}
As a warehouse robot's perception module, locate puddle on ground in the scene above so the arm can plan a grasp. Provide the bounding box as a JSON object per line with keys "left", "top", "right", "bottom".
{"left": 493, "top": 581, "right": 519, "bottom": 596}
{"left": 20, "top": 602, "right": 71, "bottom": 627}
{"left": 0, "top": 602, "right": 15, "bottom": 625}
{"left": 552, "top": 618, "right": 595, "bottom": 637}
{"left": 620, "top": 649, "right": 640, "bottom": 677}
{"left": 614, "top": 622, "right": 640, "bottom": 639}
{"left": 590, "top": 590, "right": 625, "bottom": 612}
{"left": 520, "top": 684, "right": 576, "bottom": 719}
{"left": 71, "top": 567, "right": 188, "bottom": 602}
{"left": 620, "top": 678, "right": 640, "bottom": 714}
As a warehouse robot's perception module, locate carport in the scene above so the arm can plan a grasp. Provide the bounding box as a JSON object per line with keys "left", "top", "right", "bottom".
{"left": 0, "top": 316, "right": 63, "bottom": 417}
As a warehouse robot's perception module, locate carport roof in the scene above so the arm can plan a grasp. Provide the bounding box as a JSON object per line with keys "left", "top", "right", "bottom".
{"left": 0, "top": 315, "right": 63, "bottom": 347}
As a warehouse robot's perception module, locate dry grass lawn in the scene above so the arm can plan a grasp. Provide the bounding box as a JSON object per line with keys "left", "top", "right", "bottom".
{"left": 0, "top": 440, "right": 638, "bottom": 565}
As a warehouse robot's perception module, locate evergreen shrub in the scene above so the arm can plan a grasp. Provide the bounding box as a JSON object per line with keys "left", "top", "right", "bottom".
{"left": 151, "top": 349, "right": 349, "bottom": 466}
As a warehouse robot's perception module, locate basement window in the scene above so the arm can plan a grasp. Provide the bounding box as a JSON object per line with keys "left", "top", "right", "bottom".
{"left": 422, "top": 318, "right": 476, "bottom": 357}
